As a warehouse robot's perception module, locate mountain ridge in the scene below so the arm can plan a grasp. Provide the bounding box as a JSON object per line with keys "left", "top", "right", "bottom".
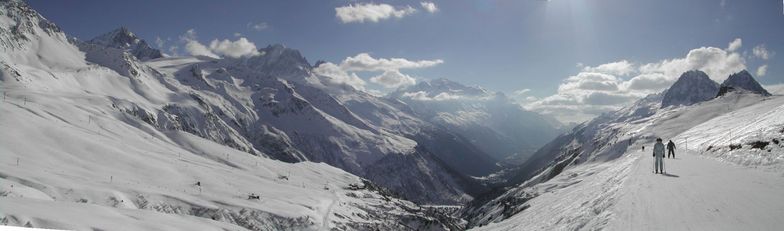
{"left": 87, "top": 26, "right": 164, "bottom": 61}
{"left": 661, "top": 70, "right": 720, "bottom": 108}
{"left": 717, "top": 69, "right": 771, "bottom": 97}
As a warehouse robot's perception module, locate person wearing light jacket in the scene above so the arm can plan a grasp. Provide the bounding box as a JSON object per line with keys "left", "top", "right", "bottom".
{"left": 653, "top": 138, "right": 666, "bottom": 174}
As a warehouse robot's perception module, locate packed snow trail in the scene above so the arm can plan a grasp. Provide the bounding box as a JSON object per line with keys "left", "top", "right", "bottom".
{"left": 609, "top": 149, "right": 784, "bottom": 230}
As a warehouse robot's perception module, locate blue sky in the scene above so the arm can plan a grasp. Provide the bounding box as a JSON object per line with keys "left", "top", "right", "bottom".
{"left": 29, "top": 0, "right": 783, "bottom": 122}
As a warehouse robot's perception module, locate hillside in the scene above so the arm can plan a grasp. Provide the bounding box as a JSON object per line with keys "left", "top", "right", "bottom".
{"left": 0, "top": 1, "right": 465, "bottom": 229}
{"left": 462, "top": 77, "right": 784, "bottom": 230}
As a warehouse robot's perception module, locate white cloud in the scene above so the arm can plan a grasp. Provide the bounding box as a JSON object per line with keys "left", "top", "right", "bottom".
{"left": 154, "top": 36, "right": 165, "bottom": 48}
{"left": 335, "top": 3, "right": 416, "bottom": 23}
{"left": 558, "top": 72, "right": 620, "bottom": 92}
{"left": 313, "top": 62, "right": 367, "bottom": 90}
{"left": 180, "top": 29, "right": 219, "bottom": 58}
{"left": 420, "top": 2, "right": 438, "bottom": 13}
{"left": 401, "top": 91, "right": 462, "bottom": 101}
{"left": 525, "top": 71, "right": 639, "bottom": 123}
{"left": 581, "top": 60, "right": 635, "bottom": 76}
{"left": 320, "top": 53, "right": 442, "bottom": 90}
{"left": 756, "top": 64, "right": 768, "bottom": 77}
{"left": 525, "top": 38, "right": 749, "bottom": 123}
{"left": 369, "top": 70, "right": 417, "bottom": 88}
{"left": 727, "top": 38, "right": 742, "bottom": 52}
{"left": 184, "top": 40, "right": 219, "bottom": 58}
{"left": 247, "top": 22, "right": 269, "bottom": 31}
{"left": 366, "top": 89, "right": 385, "bottom": 97}
{"left": 753, "top": 44, "right": 772, "bottom": 60}
{"left": 433, "top": 92, "right": 461, "bottom": 100}
{"left": 582, "top": 91, "right": 638, "bottom": 105}
{"left": 638, "top": 46, "right": 745, "bottom": 82}
{"left": 233, "top": 32, "right": 242, "bottom": 37}
{"left": 182, "top": 29, "right": 197, "bottom": 41}
{"left": 208, "top": 37, "right": 261, "bottom": 58}
{"left": 340, "top": 53, "right": 443, "bottom": 72}
{"left": 402, "top": 91, "right": 430, "bottom": 100}
{"left": 623, "top": 73, "right": 672, "bottom": 91}
{"left": 167, "top": 46, "right": 179, "bottom": 56}
{"left": 177, "top": 29, "right": 260, "bottom": 59}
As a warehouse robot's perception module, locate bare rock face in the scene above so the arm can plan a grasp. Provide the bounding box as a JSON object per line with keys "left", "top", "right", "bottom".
{"left": 87, "top": 27, "right": 164, "bottom": 61}
{"left": 661, "top": 70, "right": 719, "bottom": 108}
{"left": 717, "top": 70, "right": 771, "bottom": 97}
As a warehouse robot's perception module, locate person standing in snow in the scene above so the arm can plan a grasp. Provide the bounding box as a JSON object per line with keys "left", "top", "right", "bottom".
{"left": 667, "top": 140, "right": 676, "bottom": 159}
{"left": 653, "top": 138, "right": 665, "bottom": 174}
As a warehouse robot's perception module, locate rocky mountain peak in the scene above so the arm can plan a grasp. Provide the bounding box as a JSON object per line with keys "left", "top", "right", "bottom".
{"left": 87, "top": 26, "right": 163, "bottom": 61}
{"left": 717, "top": 70, "right": 771, "bottom": 97}
{"left": 661, "top": 70, "right": 719, "bottom": 108}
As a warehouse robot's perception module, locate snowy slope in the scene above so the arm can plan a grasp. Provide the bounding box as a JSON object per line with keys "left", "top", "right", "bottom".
{"left": 609, "top": 148, "right": 784, "bottom": 231}
{"left": 674, "top": 94, "right": 784, "bottom": 170}
{"left": 0, "top": 87, "right": 460, "bottom": 230}
{"left": 0, "top": 1, "right": 467, "bottom": 230}
{"left": 0, "top": 1, "right": 490, "bottom": 204}
{"left": 462, "top": 75, "right": 784, "bottom": 229}
{"left": 145, "top": 54, "right": 482, "bottom": 204}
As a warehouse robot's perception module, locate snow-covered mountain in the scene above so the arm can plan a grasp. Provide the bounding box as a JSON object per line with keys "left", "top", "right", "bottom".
{"left": 461, "top": 71, "right": 783, "bottom": 230}
{"left": 717, "top": 69, "right": 771, "bottom": 97}
{"left": 0, "top": 0, "right": 518, "bottom": 217}
{"left": 389, "top": 78, "right": 563, "bottom": 164}
{"left": 142, "top": 50, "right": 498, "bottom": 204}
{"left": 661, "top": 70, "right": 719, "bottom": 108}
{"left": 86, "top": 26, "right": 164, "bottom": 61}
{"left": 0, "top": 1, "right": 485, "bottom": 229}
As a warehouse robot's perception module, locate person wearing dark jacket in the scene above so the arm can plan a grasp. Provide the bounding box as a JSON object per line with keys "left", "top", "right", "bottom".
{"left": 667, "top": 140, "right": 676, "bottom": 158}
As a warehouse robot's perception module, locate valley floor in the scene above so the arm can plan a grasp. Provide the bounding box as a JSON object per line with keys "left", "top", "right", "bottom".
{"left": 609, "top": 149, "right": 784, "bottom": 231}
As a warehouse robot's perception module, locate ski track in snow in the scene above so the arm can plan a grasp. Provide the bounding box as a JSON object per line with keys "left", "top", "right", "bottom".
{"left": 322, "top": 191, "right": 338, "bottom": 230}
{"left": 609, "top": 150, "right": 784, "bottom": 231}
{"left": 474, "top": 147, "right": 784, "bottom": 231}
{"left": 474, "top": 94, "right": 784, "bottom": 230}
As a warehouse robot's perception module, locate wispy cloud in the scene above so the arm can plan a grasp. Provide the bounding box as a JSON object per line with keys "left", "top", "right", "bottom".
{"left": 314, "top": 53, "right": 443, "bottom": 89}
{"left": 154, "top": 36, "right": 166, "bottom": 48}
{"left": 756, "top": 64, "right": 767, "bottom": 77}
{"left": 752, "top": 44, "right": 773, "bottom": 60}
{"left": 727, "top": 38, "right": 742, "bottom": 51}
{"left": 340, "top": 53, "right": 443, "bottom": 72}
{"left": 580, "top": 60, "right": 635, "bottom": 76}
{"left": 247, "top": 22, "right": 269, "bottom": 31}
{"left": 420, "top": 2, "right": 438, "bottom": 13}
{"left": 513, "top": 89, "right": 531, "bottom": 96}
